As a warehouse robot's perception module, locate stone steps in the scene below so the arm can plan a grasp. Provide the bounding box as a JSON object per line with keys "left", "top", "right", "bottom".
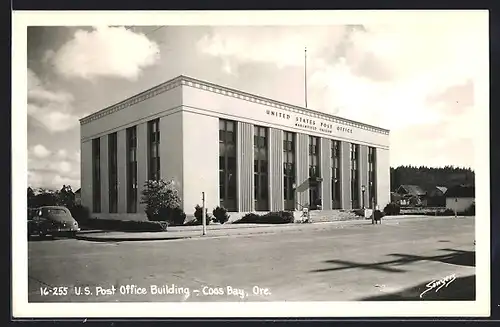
{"left": 294, "top": 210, "right": 364, "bottom": 223}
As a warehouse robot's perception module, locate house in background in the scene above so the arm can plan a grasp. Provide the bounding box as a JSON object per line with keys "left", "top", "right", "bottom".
{"left": 445, "top": 184, "right": 475, "bottom": 212}
{"left": 426, "top": 186, "right": 448, "bottom": 207}
{"left": 390, "top": 192, "right": 402, "bottom": 204}
{"left": 395, "top": 184, "right": 427, "bottom": 206}
{"left": 75, "top": 188, "right": 81, "bottom": 205}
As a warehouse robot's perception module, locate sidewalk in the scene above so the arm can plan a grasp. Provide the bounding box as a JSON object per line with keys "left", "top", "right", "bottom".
{"left": 74, "top": 215, "right": 464, "bottom": 242}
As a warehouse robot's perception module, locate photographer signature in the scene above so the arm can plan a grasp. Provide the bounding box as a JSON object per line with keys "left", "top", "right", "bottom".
{"left": 419, "top": 273, "right": 457, "bottom": 298}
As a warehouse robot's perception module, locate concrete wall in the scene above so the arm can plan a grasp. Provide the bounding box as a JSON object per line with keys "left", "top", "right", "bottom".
{"left": 136, "top": 122, "right": 148, "bottom": 216}
{"left": 341, "top": 141, "right": 351, "bottom": 209}
{"left": 296, "top": 133, "right": 309, "bottom": 208}
{"left": 80, "top": 77, "right": 391, "bottom": 219}
{"left": 117, "top": 129, "right": 127, "bottom": 214}
{"left": 269, "top": 128, "right": 284, "bottom": 211}
{"left": 359, "top": 145, "right": 369, "bottom": 208}
{"left": 80, "top": 140, "right": 93, "bottom": 212}
{"left": 237, "top": 121, "right": 254, "bottom": 212}
{"left": 446, "top": 197, "right": 474, "bottom": 212}
{"left": 320, "top": 138, "right": 332, "bottom": 210}
{"left": 181, "top": 84, "right": 389, "bottom": 149}
{"left": 81, "top": 86, "right": 183, "bottom": 141}
{"left": 159, "top": 112, "right": 184, "bottom": 206}
{"left": 375, "top": 148, "right": 391, "bottom": 210}
{"left": 182, "top": 110, "right": 219, "bottom": 214}
{"left": 100, "top": 135, "right": 109, "bottom": 214}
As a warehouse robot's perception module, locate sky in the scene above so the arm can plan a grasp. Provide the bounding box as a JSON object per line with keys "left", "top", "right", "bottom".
{"left": 26, "top": 15, "right": 487, "bottom": 190}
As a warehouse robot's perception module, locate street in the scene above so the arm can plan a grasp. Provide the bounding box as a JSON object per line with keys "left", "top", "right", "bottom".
{"left": 28, "top": 216, "right": 475, "bottom": 302}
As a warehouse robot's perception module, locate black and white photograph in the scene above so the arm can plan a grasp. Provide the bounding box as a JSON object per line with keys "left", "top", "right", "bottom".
{"left": 12, "top": 10, "right": 490, "bottom": 318}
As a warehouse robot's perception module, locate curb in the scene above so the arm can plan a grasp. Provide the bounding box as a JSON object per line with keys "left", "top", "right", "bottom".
{"left": 72, "top": 219, "right": 374, "bottom": 242}
{"left": 74, "top": 234, "right": 195, "bottom": 242}
{"left": 73, "top": 215, "right": 464, "bottom": 243}
{"left": 74, "top": 229, "right": 283, "bottom": 242}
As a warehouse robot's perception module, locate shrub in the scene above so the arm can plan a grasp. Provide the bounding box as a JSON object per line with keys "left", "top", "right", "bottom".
{"left": 443, "top": 208, "right": 455, "bottom": 216}
{"left": 463, "top": 203, "right": 475, "bottom": 216}
{"left": 353, "top": 208, "right": 365, "bottom": 217}
{"left": 213, "top": 206, "right": 230, "bottom": 224}
{"left": 155, "top": 206, "right": 187, "bottom": 226}
{"left": 170, "top": 207, "right": 187, "bottom": 225}
{"left": 383, "top": 202, "right": 400, "bottom": 216}
{"left": 194, "top": 205, "right": 211, "bottom": 225}
{"left": 374, "top": 209, "right": 384, "bottom": 220}
{"left": 234, "top": 211, "right": 294, "bottom": 224}
{"left": 83, "top": 218, "right": 167, "bottom": 232}
{"left": 69, "top": 204, "right": 91, "bottom": 223}
{"left": 140, "top": 179, "right": 182, "bottom": 222}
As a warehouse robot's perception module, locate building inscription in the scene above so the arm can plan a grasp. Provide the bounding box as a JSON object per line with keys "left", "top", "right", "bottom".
{"left": 266, "top": 109, "right": 353, "bottom": 135}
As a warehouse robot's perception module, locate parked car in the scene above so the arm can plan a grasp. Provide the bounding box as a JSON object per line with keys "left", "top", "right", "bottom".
{"left": 28, "top": 206, "right": 80, "bottom": 238}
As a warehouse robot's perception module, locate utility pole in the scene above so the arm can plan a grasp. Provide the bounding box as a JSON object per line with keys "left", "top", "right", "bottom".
{"left": 304, "top": 47, "right": 308, "bottom": 108}
{"left": 202, "top": 192, "right": 206, "bottom": 235}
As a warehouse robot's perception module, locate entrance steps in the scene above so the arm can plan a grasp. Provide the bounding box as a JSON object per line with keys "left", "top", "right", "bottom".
{"left": 294, "top": 210, "right": 364, "bottom": 223}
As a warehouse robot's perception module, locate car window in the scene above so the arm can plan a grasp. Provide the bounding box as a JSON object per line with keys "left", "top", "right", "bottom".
{"left": 43, "top": 208, "right": 74, "bottom": 222}
{"left": 47, "top": 209, "right": 66, "bottom": 214}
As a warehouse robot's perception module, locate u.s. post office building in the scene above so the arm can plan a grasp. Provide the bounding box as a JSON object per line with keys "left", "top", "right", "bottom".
{"left": 80, "top": 75, "right": 390, "bottom": 220}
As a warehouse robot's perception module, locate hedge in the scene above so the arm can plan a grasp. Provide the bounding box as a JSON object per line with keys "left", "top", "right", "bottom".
{"left": 194, "top": 205, "right": 211, "bottom": 225}
{"left": 383, "top": 202, "right": 400, "bottom": 216}
{"left": 213, "top": 206, "right": 230, "bottom": 224}
{"left": 233, "top": 211, "right": 294, "bottom": 224}
{"left": 80, "top": 218, "right": 168, "bottom": 232}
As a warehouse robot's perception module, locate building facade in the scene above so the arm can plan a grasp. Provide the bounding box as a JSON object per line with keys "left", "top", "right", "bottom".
{"left": 80, "top": 75, "right": 391, "bottom": 220}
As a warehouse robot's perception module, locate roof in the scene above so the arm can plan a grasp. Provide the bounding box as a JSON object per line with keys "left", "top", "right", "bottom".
{"left": 75, "top": 188, "right": 81, "bottom": 194}
{"left": 79, "top": 75, "right": 389, "bottom": 134}
{"left": 445, "top": 185, "right": 475, "bottom": 198}
{"left": 397, "top": 185, "right": 426, "bottom": 196}
{"left": 38, "top": 206, "right": 69, "bottom": 210}
{"left": 436, "top": 186, "right": 448, "bottom": 194}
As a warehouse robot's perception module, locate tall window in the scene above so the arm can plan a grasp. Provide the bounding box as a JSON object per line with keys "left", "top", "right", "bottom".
{"left": 219, "top": 119, "right": 237, "bottom": 211}
{"left": 350, "top": 143, "right": 360, "bottom": 209}
{"left": 108, "top": 133, "right": 118, "bottom": 213}
{"left": 254, "top": 126, "right": 269, "bottom": 211}
{"left": 148, "top": 119, "right": 160, "bottom": 181}
{"left": 283, "top": 131, "right": 295, "bottom": 210}
{"left": 92, "top": 138, "right": 101, "bottom": 213}
{"left": 368, "top": 147, "right": 376, "bottom": 209}
{"left": 331, "top": 140, "right": 341, "bottom": 209}
{"left": 309, "top": 136, "right": 321, "bottom": 208}
{"left": 126, "top": 127, "right": 137, "bottom": 213}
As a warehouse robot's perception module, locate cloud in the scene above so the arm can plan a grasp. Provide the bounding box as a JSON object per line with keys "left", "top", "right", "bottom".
{"left": 196, "top": 23, "right": 485, "bottom": 169}
{"left": 27, "top": 69, "right": 82, "bottom": 133}
{"left": 56, "top": 149, "right": 68, "bottom": 159}
{"left": 197, "top": 26, "right": 344, "bottom": 70}
{"left": 48, "top": 26, "right": 160, "bottom": 81}
{"left": 32, "top": 144, "right": 51, "bottom": 158}
{"left": 73, "top": 150, "right": 81, "bottom": 163}
{"left": 197, "top": 24, "right": 483, "bottom": 127}
{"left": 28, "top": 145, "right": 80, "bottom": 190}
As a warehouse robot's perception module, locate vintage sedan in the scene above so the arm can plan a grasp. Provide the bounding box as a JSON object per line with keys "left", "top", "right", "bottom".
{"left": 28, "top": 206, "right": 80, "bottom": 238}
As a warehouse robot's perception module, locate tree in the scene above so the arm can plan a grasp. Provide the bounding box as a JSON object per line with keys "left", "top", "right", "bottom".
{"left": 32, "top": 188, "right": 59, "bottom": 207}
{"left": 58, "top": 185, "right": 75, "bottom": 209}
{"left": 140, "top": 179, "right": 183, "bottom": 222}
{"left": 27, "top": 187, "right": 36, "bottom": 208}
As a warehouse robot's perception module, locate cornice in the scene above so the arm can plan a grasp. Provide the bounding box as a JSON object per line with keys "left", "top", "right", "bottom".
{"left": 79, "top": 76, "right": 184, "bottom": 125}
{"left": 80, "top": 75, "right": 390, "bottom": 135}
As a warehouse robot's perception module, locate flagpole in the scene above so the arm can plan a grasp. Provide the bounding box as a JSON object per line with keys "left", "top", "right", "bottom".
{"left": 304, "top": 47, "right": 308, "bottom": 108}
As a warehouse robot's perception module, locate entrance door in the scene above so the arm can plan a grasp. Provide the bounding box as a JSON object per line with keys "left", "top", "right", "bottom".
{"left": 309, "top": 181, "right": 321, "bottom": 209}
